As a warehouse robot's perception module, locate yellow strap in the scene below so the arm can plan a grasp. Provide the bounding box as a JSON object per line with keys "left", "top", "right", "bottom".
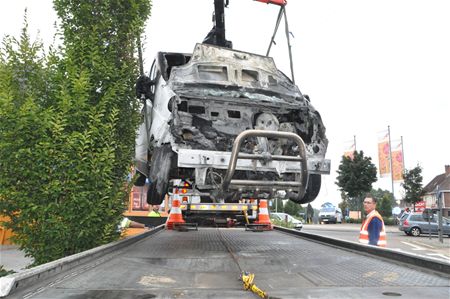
{"left": 243, "top": 211, "right": 250, "bottom": 225}
{"left": 241, "top": 272, "right": 268, "bottom": 299}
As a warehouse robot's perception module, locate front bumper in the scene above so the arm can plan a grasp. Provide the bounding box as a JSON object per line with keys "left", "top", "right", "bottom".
{"left": 320, "top": 216, "right": 336, "bottom": 222}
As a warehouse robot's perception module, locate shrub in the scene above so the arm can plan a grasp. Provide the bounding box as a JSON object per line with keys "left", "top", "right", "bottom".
{"left": 0, "top": 1, "right": 150, "bottom": 265}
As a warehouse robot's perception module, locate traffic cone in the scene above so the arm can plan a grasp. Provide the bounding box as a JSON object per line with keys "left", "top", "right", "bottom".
{"left": 255, "top": 200, "right": 273, "bottom": 230}
{"left": 166, "top": 190, "right": 185, "bottom": 230}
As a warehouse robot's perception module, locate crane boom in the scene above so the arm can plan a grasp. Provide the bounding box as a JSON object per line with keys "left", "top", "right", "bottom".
{"left": 255, "top": 0, "right": 287, "bottom": 6}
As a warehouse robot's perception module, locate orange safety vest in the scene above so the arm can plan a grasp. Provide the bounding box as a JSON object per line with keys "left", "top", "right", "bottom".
{"left": 359, "top": 210, "right": 386, "bottom": 247}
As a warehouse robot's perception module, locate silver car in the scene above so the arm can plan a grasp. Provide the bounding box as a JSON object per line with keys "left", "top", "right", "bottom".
{"left": 399, "top": 212, "right": 450, "bottom": 237}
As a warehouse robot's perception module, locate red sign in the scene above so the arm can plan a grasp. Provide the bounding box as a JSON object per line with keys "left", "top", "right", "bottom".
{"left": 415, "top": 201, "right": 426, "bottom": 212}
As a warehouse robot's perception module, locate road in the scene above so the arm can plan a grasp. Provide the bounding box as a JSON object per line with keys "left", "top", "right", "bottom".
{"left": 302, "top": 223, "right": 450, "bottom": 263}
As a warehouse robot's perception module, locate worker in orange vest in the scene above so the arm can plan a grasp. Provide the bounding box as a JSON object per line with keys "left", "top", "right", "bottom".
{"left": 359, "top": 194, "right": 386, "bottom": 247}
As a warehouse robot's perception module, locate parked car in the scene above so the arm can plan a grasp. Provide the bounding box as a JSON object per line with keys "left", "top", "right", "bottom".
{"left": 399, "top": 212, "right": 450, "bottom": 237}
{"left": 318, "top": 206, "right": 342, "bottom": 224}
{"left": 271, "top": 212, "right": 303, "bottom": 230}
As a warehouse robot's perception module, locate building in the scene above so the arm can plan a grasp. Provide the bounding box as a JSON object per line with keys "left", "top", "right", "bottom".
{"left": 423, "top": 165, "right": 450, "bottom": 217}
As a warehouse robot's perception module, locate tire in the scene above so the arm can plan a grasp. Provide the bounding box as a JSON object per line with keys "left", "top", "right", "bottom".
{"left": 147, "top": 180, "right": 167, "bottom": 205}
{"left": 291, "top": 174, "right": 321, "bottom": 204}
{"left": 410, "top": 227, "right": 421, "bottom": 237}
{"left": 147, "top": 145, "right": 173, "bottom": 205}
{"left": 134, "top": 172, "right": 147, "bottom": 187}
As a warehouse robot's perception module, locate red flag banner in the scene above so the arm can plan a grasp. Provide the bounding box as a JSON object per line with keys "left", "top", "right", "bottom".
{"left": 377, "top": 131, "right": 390, "bottom": 177}
{"left": 343, "top": 139, "right": 356, "bottom": 160}
{"left": 391, "top": 139, "right": 404, "bottom": 181}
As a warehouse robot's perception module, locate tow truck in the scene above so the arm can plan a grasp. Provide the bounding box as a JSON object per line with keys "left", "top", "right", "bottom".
{"left": 134, "top": 0, "right": 330, "bottom": 226}
{"left": 1, "top": 2, "right": 449, "bottom": 298}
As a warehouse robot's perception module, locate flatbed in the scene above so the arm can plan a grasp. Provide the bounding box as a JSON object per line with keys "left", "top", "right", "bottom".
{"left": 2, "top": 227, "right": 449, "bottom": 298}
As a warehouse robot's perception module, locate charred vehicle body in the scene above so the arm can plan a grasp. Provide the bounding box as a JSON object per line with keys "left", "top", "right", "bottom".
{"left": 135, "top": 0, "right": 330, "bottom": 210}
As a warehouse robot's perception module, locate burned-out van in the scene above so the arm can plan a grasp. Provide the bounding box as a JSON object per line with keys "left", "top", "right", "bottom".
{"left": 134, "top": 0, "right": 330, "bottom": 207}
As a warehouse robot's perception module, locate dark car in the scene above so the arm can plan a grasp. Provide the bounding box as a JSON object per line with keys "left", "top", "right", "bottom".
{"left": 399, "top": 212, "right": 450, "bottom": 237}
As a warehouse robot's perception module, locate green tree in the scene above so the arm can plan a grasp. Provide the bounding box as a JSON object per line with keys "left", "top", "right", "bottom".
{"left": 0, "top": 1, "right": 151, "bottom": 265}
{"left": 371, "top": 188, "right": 396, "bottom": 207}
{"left": 401, "top": 165, "right": 425, "bottom": 209}
{"left": 335, "top": 150, "right": 377, "bottom": 215}
{"left": 284, "top": 200, "right": 303, "bottom": 217}
{"left": 378, "top": 194, "right": 393, "bottom": 218}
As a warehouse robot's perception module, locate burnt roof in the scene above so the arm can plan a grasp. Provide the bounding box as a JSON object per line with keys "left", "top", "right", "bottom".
{"left": 423, "top": 172, "right": 450, "bottom": 193}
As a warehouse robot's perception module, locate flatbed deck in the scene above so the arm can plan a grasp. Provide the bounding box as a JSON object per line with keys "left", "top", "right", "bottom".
{"left": 5, "top": 227, "right": 450, "bottom": 298}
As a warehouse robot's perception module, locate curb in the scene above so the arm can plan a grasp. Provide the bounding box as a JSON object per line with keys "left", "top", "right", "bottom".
{"left": 0, "top": 225, "right": 164, "bottom": 297}
{"left": 274, "top": 226, "right": 450, "bottom": 276}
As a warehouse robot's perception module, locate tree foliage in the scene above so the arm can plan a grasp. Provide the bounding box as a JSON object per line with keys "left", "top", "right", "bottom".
{"left": 377, "top": 194, "right": 393, "bottom": 218}
{"left": 371, "top": 188, "right": 395, "bottom": 207}
{"left": 401, "top": 165, "right": 425, "bottom": 206}
{"left": 284, "top": 200, "right": 304, "bottom": 216}
{"left": 369, "top": 188, "right": 394, "bottom": 218}
{"left": 335, "top": 151, "right": 378, "bottom": 211}
{"left": 0, "top": 1, "right": 150, "bottom": 265}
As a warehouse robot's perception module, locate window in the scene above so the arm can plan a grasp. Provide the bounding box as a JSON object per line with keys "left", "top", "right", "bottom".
{"left": 198, "top": 65, "right": 228, "bottom": 81}
{"left": 188, "top": 105, "right": 205, "bottom": 114}
{"left": 242, "top": 69, "right": 259, "bottom": 82}
{"left": 228, "top": 110, "right": 241, "bottom": 119}
{"left": 410, "top": 215, "right": 423, "bottom": 222}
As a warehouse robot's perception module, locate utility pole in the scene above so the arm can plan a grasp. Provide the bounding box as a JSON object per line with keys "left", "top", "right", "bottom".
{"left": 437, "top": 187, "right": 443, "bottom": 243}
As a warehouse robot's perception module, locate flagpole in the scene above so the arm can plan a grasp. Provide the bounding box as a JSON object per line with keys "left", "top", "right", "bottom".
{"left": 388, "top": 126, "right": 394, "bottom": 197}
{"left": 353, "top": 135, "right": 356, "bottom": 152}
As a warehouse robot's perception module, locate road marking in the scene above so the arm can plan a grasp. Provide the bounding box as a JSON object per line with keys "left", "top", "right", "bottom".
{"left": 426, "top": 253, "right": 450, "bottom": 261}
{"left": 411, "top": 241, "right": 434, "bottom": 249}
{"left": 401, "top": 241, "right": 426, "bottom": 251}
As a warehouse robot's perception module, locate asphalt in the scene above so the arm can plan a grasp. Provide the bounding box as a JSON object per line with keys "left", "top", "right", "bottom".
{"left": 0, "top": 245, "right": 33, "bottom": 273}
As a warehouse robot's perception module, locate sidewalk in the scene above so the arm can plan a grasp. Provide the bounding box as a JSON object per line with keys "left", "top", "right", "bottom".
{"left": 303, "top": 223, "right": 450, "bottom": 249}
{"left": 0, "top": 245, "right": 33, "bottom": 273}
{"left": 303, "top": 223, "right": 399, "bottom": 233}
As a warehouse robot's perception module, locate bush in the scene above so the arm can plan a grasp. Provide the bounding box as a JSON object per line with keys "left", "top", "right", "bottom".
{"left": 346, "top": 217, "right": 363, "bottom": 224}
{"left": 0, "top": 2, "right": 150, "bottom": 265}
{"left": 271, "top": 218, "right": 297, "bottom": 229}
{"left": 0, "top": 266, "right": 15, "bottom": 277}
{"left": 383, "top": 217, "right": 397, "bottom": 226}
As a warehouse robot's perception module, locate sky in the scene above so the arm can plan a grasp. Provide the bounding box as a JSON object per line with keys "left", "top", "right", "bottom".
{"left": 1, "top": 0, "right": 449, "bottom": 209}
